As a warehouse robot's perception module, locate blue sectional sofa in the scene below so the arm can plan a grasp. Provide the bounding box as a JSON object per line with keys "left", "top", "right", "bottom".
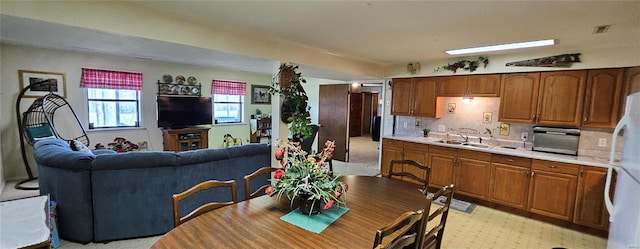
{"left": 34, "top": 138, "right": 271, "bottom": 243}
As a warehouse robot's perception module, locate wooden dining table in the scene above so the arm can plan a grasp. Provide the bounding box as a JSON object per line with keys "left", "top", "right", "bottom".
{"left": 151, "top": 175, "right": 427, "bottom": 249}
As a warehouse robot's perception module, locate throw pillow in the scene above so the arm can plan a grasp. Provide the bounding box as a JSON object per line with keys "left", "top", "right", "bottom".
{"left": 69, "top": 140, "right": 94, "bottom": 155}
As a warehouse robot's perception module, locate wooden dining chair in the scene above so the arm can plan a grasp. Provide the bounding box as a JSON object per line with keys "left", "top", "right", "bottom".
{"left": 372, "top": 209, "right": 424, "bottom": 249}
{"left": 418, "top": 184, "right": 455, "bottom": 249}
{"left": 172, "top": 180, "right": 237, "bottom": 227}
{"left": 388, "top": 159, "right": 431, "bottom": 190}
{"left": 243, "top": 167, "right": 277, "bottom": 200}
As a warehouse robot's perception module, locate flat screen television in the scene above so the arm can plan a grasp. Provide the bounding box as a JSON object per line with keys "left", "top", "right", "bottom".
{"left": 157, "top": 96, "right": 212, "bottom": 128}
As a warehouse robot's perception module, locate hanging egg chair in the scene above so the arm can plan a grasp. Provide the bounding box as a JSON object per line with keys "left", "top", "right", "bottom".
{"left": 16, "top": 84, "right": 89, "bottom": 190}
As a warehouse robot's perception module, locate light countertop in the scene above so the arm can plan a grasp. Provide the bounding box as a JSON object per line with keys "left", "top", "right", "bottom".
{"left": 383, "top": 135, "right": 610, "bottom": 169}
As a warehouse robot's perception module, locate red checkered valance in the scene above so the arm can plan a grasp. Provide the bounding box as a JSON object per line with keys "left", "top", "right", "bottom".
{"left": 212, "top": 80, "right": 246, "bottom": 95}
{"left": 80, "top": 68, "right": 143, "bottom": 90}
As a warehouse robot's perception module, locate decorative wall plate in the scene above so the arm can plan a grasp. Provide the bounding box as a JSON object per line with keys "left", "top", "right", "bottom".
{"left": 175, "top": 75, "right": 186, "bottom": 84}
{"left": 191, "top": 87, "right": 200, "bottom": 95}
{"left": 162, "top": 74, "right": 173, "bottom": 83}
{"left": 187, "top": 76, "right": 197, "bottom": 85}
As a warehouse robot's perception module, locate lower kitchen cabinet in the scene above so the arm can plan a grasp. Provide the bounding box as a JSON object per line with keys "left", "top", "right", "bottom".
{"left": 574, "top": 166, "right": 611, "bottom": 230}
{"left": 528, "top": 160, "right": 579, "bottom": 221}
{"left": 456, "top": 149, "right": 492, "bottom": 200}
{"left": 427, "top": 145, "right": 457, "bottom": 188}
{"left": 381, "top": 139, "right": 429, "bottom": 185}
{"left": 489, "top": 154, "right": 532, "bottom": 210}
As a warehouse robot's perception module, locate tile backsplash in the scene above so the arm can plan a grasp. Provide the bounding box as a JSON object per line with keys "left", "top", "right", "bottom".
{"left": 392, "top": 97, "right": 619, "bottom": 160}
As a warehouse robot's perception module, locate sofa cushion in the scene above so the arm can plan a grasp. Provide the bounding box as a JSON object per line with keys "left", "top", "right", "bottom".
{"left": 176, "top": 148, "right": 230, "bottom": 166}
{"left": 70, "top": 140, "right": 94, "bottom": 155}
{"left": 91, "top": 151, "right": 179, "bottom": 170}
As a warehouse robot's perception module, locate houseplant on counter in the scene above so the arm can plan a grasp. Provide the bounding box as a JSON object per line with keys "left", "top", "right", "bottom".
{"left": 266, "top": 139, "right": 347, "bottom": 215}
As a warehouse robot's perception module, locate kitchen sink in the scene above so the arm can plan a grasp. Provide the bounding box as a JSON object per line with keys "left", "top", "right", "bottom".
{"left": 461, "top": 143, "right": 491, "bottom": 148}
{"left": 435, "top": 140, "right": 464, "bottom": 145}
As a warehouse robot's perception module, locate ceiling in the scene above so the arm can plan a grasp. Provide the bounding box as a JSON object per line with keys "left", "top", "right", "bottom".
{"left": 1, "top": 1, "right": 639, "bottom": 81}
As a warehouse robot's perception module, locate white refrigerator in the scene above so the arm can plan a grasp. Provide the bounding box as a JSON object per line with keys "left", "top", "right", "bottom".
{"left": 606, "top": 92, "right": 640, "bottom": 249}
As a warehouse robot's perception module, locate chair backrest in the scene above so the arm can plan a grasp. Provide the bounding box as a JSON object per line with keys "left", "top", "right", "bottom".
{"left": 388, "top": 160, "right": 430, "bottom": 190}
{"left": 243, "top": 167, "right": 277, "bottom": 200}
{"left": 172, "top": 180, "right": 237, "bottom": 227}
{"left": 418, "top": 184, "right": 455, "bottom": 249}
{"left": 372, "top": 209, "right": 424, "bottom": 249}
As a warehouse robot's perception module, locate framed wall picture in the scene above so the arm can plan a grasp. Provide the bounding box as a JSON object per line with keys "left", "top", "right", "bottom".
{"left": 19, "top": 70, "right": 67, "bottom": 98}
{"left": 483, "top": 112, "right": 492, "bottom": 123}
{"left": 251, "top": 85, "right": 271, "bottom": 104}
{"left": 447, "top": 103, "right": 456, "bottom": 114}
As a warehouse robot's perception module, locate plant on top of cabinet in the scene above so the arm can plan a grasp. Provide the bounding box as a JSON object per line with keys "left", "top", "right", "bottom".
{"left": 434, "top": 56, "right": 489, "bottom": 73}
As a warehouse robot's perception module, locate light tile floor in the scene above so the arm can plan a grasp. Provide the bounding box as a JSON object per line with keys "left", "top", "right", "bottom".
{"left": 442, "top": 204, "right": 607, "bottom": 249}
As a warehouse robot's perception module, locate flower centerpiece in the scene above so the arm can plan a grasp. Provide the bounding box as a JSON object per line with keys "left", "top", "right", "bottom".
{"left": 266, "top": 139, "right": 347, "bottom": 214}
{"left": 95, "top": 137, "right": 139, "bottom": 152}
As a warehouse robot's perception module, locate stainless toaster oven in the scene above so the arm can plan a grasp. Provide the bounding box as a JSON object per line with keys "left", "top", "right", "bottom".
{"left": 532, "top": 127, "right": 580, "bottom": 156}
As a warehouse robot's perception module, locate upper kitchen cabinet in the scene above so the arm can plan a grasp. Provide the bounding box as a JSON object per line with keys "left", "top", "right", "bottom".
{"left": 625, "top": 66, "right": 640, "bottom": 95}
{"left": 390, "top": 78, "right": 413, "bottom": 116}
{"left": 537, "top": 70, "right": 587, "bottom": 127}
{"left": 391, "top": 77, "right": 442, "bottom": 118}
{"left": 436, "top": 76, "right": 468, "bottom": 96}
{"left": 582, "top": 68, "right": 624, "bottom": 128}
{"left": 436, "top": 74, "right": 500, "bottom": 97}
{"left": 498, "top": 72, "right": 540, "bottom": 123}
{"left": 499, "top": 71, "right": 587, "bottom": 127}
{"left": 621, "top": 67, "right": 640, "bottom": 112}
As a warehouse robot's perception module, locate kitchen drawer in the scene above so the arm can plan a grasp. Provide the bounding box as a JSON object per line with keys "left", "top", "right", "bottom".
{"left": 532, "top": 159, "right": 580, "bottom": 175}
{"left": 491, "top": 154, "right": 532, "bottom": 168}
{"left": 404, "top": 142, "right": 429, "bottom": 152}
{"left": 382, "top": 139, "right": 404, "bottom": 148}
{"left": 429, "top": 145, "right": 458, "bottom": 156}
{"left": 458, "top": 148, "right": 491, "bottom": 161}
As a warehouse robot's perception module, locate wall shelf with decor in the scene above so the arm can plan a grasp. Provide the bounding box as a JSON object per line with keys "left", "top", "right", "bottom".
{"left": 157, "top": 81, "right": 202, "bottom": 96}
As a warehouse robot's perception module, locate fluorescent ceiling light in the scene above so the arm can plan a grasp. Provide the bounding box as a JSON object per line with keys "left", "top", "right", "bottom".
{"left": 446, "top": 39, "right": 555, "bottom": 55}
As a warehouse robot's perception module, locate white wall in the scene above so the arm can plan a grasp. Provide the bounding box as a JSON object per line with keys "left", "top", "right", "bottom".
{"left": 0, "top": 44, "right": 273, "bottom": 181}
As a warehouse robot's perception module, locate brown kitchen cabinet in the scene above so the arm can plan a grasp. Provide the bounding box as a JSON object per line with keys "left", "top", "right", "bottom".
{"left": 427, "top": 145, "right": 457, "bottom": 188}
{"left": 489, "top": 154, "right": 532, "bottom": 210}
{"left": 621, "top": 66, "right": 640, "bottom": 112}
{"left": 381, "top": 139, "right": 429, "bottom": 185}
{"left": 162, "top": 127, "right": 210, "bottom": 151}
{"left": 455, "top": 149, "right": 492, "bottom": 200}
{"left": 498, "top": 72, "right": 540, "bottom": 123}
{"left": 436, "top": 74, "right": 500, "bottom": 97}
{"left": 582, "top": 68, "right": 624, "bottom": 128}
{"left": 528, "top": 160, "right": 579, "bottom": 221}
{"left": 391, "top": 77, "right": 442, "bottom": 118}
{"left": 536, "top": 70, "right": 587, "bottom": 127}
{"left": 574, "top": 166, "right": 611, "bottom": 230}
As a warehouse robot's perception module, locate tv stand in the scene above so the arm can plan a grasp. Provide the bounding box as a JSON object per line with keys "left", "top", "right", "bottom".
{"left": 162, "top": 127, "right": 210, "bottom": 151}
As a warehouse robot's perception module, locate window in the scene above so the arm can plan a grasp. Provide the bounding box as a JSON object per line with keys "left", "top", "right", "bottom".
{"left": 81, "top": 68, "right": 142, "bottom": 129}
{"left": 87, "top": 89, "right": 140, "bottom": 128}
{"left": 212, "top": 80, "right": 246, "bottom": 124}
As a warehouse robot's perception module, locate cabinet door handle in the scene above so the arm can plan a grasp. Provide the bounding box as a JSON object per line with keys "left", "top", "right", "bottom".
{"left": 548, "top": 165, "right": 557, "bottom": 168}
{"left": 531, "top": 171, "right": 535, "bottom": 176}
{"left": 506, "top": 159, "right": 514, "bottom": 162}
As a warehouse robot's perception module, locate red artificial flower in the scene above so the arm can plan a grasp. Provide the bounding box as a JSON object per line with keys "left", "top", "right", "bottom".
{"left": 323, "top": 200, "right": 334, "bottom": 210}
{"left": 265, "top": 186, "right": 273, "bottom": 195}
{"left": 335, "top": 191, "right": 341, "bottom": 198}
{"left": 275, "top": 149, "right": 284, "bottom": 160}
{"left": 274, "top": 169, "right": 285, "bottom": 179}
{"left": 343, "top": 182, "right": 349, "bottom": 191}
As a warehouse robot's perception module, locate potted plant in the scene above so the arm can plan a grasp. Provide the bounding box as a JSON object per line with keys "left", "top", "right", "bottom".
{"left": 423, "top": 128, "right": 430, "bottom": 137}
{"left": 266, "top": 139, "right": 347, "bottom": 215}
{"left": 269, "top": 64, "right": 313, "bottom": 140}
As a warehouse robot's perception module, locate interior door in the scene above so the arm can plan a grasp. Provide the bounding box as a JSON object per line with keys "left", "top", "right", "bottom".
{"left": 319, "top": 84, "right": 349, "bottom": 162}
{"left": 349, "top": 92, "right": 363, "bottom": 137}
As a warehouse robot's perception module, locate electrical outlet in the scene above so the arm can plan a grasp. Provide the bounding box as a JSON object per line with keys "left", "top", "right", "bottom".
{"left": 598, "top": 138, "right": 607, "bottom": 147}
{"left": 403, "top": 122, "right": 408, "bottom": 128}
{"left": 438, "top": 125, "right": 446, "bottom": 132}
{"left": 521, "top": 132, "right": 528, "bottom": 140}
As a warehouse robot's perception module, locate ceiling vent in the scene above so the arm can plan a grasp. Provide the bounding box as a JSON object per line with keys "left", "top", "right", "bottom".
{"left": 593, "top": 25, "right": 611, "bottom": 34}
